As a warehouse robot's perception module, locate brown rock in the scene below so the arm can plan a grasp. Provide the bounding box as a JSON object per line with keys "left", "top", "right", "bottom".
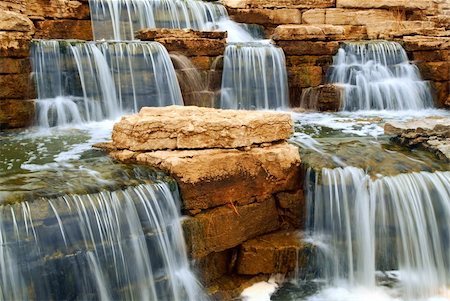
{"left": 136, "top": 28, "right": 227, "bottom": 40}
{"left": 302, "top": 9, "right": 326, "bottom": 24}
{"left": 0, "top": 74, "right": 33, "bottom": 99}
{"left": 222, "top": 0, "right": 335, "bottom": 9}
{"left": 366, "top": 21, "right": 441, "bottom": 39}
{"left": 0, "top": 58, "right": 30, "bottom": 74}
{"left": 325, "top": 9, "right": 398, "bottom": 25}
{"left": 229, "top": 8, "right": 301, "bottom": 25}
{"left": 416, "top": 61, "right": 449, "bottom": 81}
{"left": 112, "top": 106, "right": 293, "bottom": 151}
{"left": 183, "top": 197, "right": 280, "bottom": 258}
{"left": 152, "top": 37, "right": 225, "bottom": 57}
{"left": 432, "top": 81, "right": 449, "bottom": 108}
{"left": 25, "top": 0, "right": 90, "bottom": 20}
{"left": 0, "top": 10, "right": 34, "bottom": 32}
{"left": 412, "top": 50, "right": 449, "bottom": 62}
{"left": 299, "top": 84, "right": 343, "bottom": 111}
{"left": 277, "top": 41, "right": 339, "bottom": 55}
{"left": 272, "top": 24, "right": 345, "bottom": 41}
{"left": 403, "top": 36, "right": 450, "bottom": 51}
{"left": 111, "top": 142, "right": 302, "bottom": 210}
{"left": 336, "top": 0, "right": 431, "bottom": 10}
{"left": 276, "top": 189, "right": 306, "bottom": 228}
{"left": 0, "top": 99, "right": 35, "bottom": 129}
{"left": 34, "top": 20, "right": 93, "bottom": 40}
{"left": 236, "top": 230, "right": 311, "bottom": 275}
{"left": 0, "top": 31, "right": 31, "bottom": 58}
{"left": 195, "top": 250, "right": 234, "bottom": 286}
{"left": 285, "top": 55, "right": 333, "bottom": 67}
{"left": 288, "top": 66, "right": 323, "bottom": 88}
{"left": 0, "top": 1, "right": 25, "bottom": 13}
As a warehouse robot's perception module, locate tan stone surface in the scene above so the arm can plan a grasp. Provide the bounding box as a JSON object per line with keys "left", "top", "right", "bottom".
{"left": 112, "top": 106, "right": 293, "bottom": 151}
{"left": 236, "top": 230, "right": 310, "bottom": 275}
{"left": 136, "top": 28, "right": 227, "bottom": 40}
{"left": 0, "top": 58, "right": 30, "bottom": 74}
{"left": 222, "top": 0, "right": 335, "bottom": 9}
{"left": 0, "top": 31, "right": 31, "bottom": 58}
{"left": 302, "top": 9, "right": 326, "bottom": 24}
{"left": 273, "top": 24, "right": 345, "bottom": 41}
{"left": 412, "top": 50, "right": 449, "bottom": 62}
{"left": 0, "top": 99, "right": 35, "bottom": 129}
{"left": 111, "top": 142, "right": 302, "bottom": 210}
{"left": 325, "top": 9, "right": 398, "bottom": 25}
{"left": 25, "top": 0, "right": 90, "bottom": 20}
{"left": 154, "top": 37, "right": 225, "bottom": 57}
{"left": 417, "top": 61, "right": 450, "bottom": 81}
{"left": 366, "top": 21, "right": 441, "bottom": 39}
{"left": 229, "top": 8, "right": 301, "bottom": 25}
{"left": 336, "top": 0, "right": 431, "bottom": 10}
{"left": 0, "top": 74, "right": 33, "bottom": 99}
{"left": 288, "top": 66, "right": 323, "bottom": 88}
{"left": 403, "top": 36, "right": 450, "bottom": 51}
{"left": 300, "top": 84, "right": 343, "bottom": 111}
{"left": 277, "top": 41, "right": 339, "bottom": 55}
{"left": 34, "top": 20, "right": 93, "bottom": 40}
{"left": 0, "top": 10, "right": 34, "bottom": 32}
{"left": 276, "top": 189, "right": 306, "bottom": 229}
{"left": 183, "top": 197, "right": 280, "bottom": 258}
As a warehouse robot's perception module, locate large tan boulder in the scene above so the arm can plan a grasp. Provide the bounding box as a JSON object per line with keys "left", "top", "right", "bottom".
{"left": 110, "top": 142, "right": 301, "bottom": 210}
{"left": 0, "top": 10, "right": 34, "bottom": 33}
{"left": 303, "top": 8, "right": 398, "bottom": 25}
{"left": 112, "top": 106, "right": 293, "bottom": 151}
{"left": 0, "top": 31, "right": 32, "bottom": 57}
{"left": 25, "top": 0, "right": 90, "bottom": 20}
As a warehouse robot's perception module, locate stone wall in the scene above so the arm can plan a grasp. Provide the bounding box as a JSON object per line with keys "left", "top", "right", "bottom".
{"left": 99, "top": 106, "right": 310, "bottom": 299}
{"left": 222, "top": 0, "right": 450, "bottom": 109}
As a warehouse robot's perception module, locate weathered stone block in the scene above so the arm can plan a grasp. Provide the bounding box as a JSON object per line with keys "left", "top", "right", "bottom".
{"left": 112, "top": 106, "right": 293, "bottom": 151}
{"left": 285, "top": 55, "right": 333, "bottom": 67}
{"left": 0, "top": 31, "right": 31, "bottom": 58}
{"left": 404, "top": 36, "right": 450, "bottom": 51}
{"left": 223, "top": 0, "right": 335, "bottom": 9}
{"left": 299, "top": 84, "right": 343, "bottom": 111}
{"left": 229, "top": 8, "right": 301, "bottom": 25}
{"left": 301, "top": 9, "right": 325, "bottom": 24}
{"left": 417, "top": 61, "right": 449, "bottom": 81}
{"left": 412, "top": 50, "right": 449, "bottom": 62}
{"left": 432, "top": 81, "right": 449, "bottom": 107}
{"left": 34, "top": 20, "right": 93, "bottom": 40}
{"left": 0, "top": 99, "right": 35, "bottom": 129}
{"left": 236, "top": 231, "right": 310, "bottom": 275}
{"left": 0, "top": 58, "right": 30, "bottom": 74}
{"left": 195, "top": 250, "right": 234, "bottom": 286}
{"left": 0, "top": 10, "right": 34, "bottom": 32}
{"left": 183, "top": 197, "right": 280, "bottom": 258}
{"left": 277, "top": 41, "right": 339, "bottom": 55}
{"left": 111, "top": 142, "right": 302, "bottom": 210}
{"left": 325, "top": 8, "right": 398, "bottom": 25}
{"left": 154, "top": 38, "right": 225, "bottom": 57}
{"left": 0, "top": 74, "right": 32, "bottom": 99}
{"left": 137, "top": 28, "right": 227, "bottom": 40}
{"left": 288, "top": 66, "right": 323, "bottom": 87}
{"left": 276, "top": 189, "right": 305, "bottom": 228}
{"left": 272, "top": 24, "right": 345, "bottom": 41}
{"left": 336, "top": 0, "right": 432, "bottom": 10}
{"left": 366, "top": 21, "right": 440, "bottom": 39}
{"left": 25, "top": 0, "right": 90, "bottom": 20}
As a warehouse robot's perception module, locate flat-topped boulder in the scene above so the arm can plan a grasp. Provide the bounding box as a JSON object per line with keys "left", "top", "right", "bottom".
{"left": 385, "top": 117, "right": 450, "bottom": 161}
{"left": 112, "top": 106, "right": 293, "bottom": 151}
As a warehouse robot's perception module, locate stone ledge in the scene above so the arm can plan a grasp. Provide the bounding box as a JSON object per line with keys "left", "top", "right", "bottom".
{"left": 136, "top": 28, "right": 227, "bottom": 40}
{"left": 110, "top": 142, "right": 301, "bottom": 210}
{"left": 0, "top": 99, "right": 35, "bottom": 129}
{"left": 222, "top": 0, "right": 335, "bottom": 9}
{"left": 403, "top": 36, "right": 450, "bottom": 51}
{"left": 273, "top": 24, "right": 345, "bottom": 41}
{"left": 336, "top": 0, "right": 431, "bottom": 10}
{"left": 112, "top": 106, "right": 293, "bottom": 151}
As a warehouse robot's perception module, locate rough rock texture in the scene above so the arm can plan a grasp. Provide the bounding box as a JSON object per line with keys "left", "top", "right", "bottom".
{"left": 300, "top": 84, "right": 343, "bottom": 111}
{"left": 236, "top": 231, "right": 313, "bottom": 275}
{"left": 336, "top": 0, "right": 432, "bottom": 10}
{"left": 385, "top": 117, "right": 450, "bottom": 161}
{"left": 222, "top": 0, "right": 335, "bottom": 9}
{"left": 0, "top": 99, "right": 35, "bottom": 129}
{"left": 112, "top": 106, "right": 293, "bottom": 151}
{"left": 110, "top": 142, "right": 301, "bottom": 210}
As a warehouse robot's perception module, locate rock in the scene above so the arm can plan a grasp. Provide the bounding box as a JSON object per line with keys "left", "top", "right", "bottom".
{"left": 25, "top": 0, "right": 90, "bottom": 20}
{"left": 0, "top": 10, "right": 34, "bottom": 32}
{"left": 0, "top": 74, "right": 33, "bottom": 99}
{"left": 366, "top": 21, "right": 441, "bottom": 39}
{"left": 272, "top": 24, "right": 345, "bottom": 41}
{"left": 206, "top": 274, "right": 269, "bottom": 301}
{"left": 0, "top": 99, "right": 35, "bottom": 129}
{"left": 288, "top": 66, "right": 323, "bottom": 88}
{"left": 336, "top": 0, "right": 431, "bottom": 10}
{"left": 236, "top": 230, "right": 313, "bottom": 275}
{"left": 299, "top": 84, "right": 343, "bottom": 111}
{"left": 416, "top": 61, "right": 450, "bottom": 81}
{"left": 222, "top": 0, "right": 335, "bottom": 9}
{"left": 276, "top": 41, "right": 340, "bottom": 55}
{"left": 112, "top": 106, "right": 293, "bottom": 151}
{"left": 412, "top": 50, "right": 449, "bottom": 62}
{"left": 228, "top": 8, "right": 302, "bottom": 25}
{"left": 0, "top": 31, "right": 32, "bottom": 58}
{"left": 136, "top": 28, "right": 227, "bottom": 40}
{"left": 302, "top": 8, "right": 398, "bottom": 25}
{"left": 34, "top": 20, "right": 93, "bottom": 40}
{"left": 195, "top": 250, "right": 234, "bottom": 286}
{"left": 403, "top": 36, "right": 450, "bottom": 51}
{"left": 110, "top": 142, "right": 302, "bottom": 210}
{"left": 0, "top": 58, "right": 30, "bottom": 74}
{"left": 183, "top": 196, "right": 280, "bottom": 258}
{"left": 276, "top": 190, "right": 306, "bottom": 229}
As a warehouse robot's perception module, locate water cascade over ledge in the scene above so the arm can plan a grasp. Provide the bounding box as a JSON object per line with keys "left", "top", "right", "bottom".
{"left": 32, "top": 40, "right": 182, "bottom": 127}
{"left": 327, "top": 41, "right": 434, "bottom": 111}
{"left": 305, "top": 166, "right": 450, "bottom": 299}
{"left": 0, "top": 181, "right": 205, "bottom": 301}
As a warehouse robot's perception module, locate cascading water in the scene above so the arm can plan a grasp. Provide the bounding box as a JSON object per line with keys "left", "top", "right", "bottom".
{"left": 0, "top": 181, "right": 205, "bottom": 301}
{"left": 32, "top": 40, "right": 182, "bottom": 127}
{"left": 327, "top": 41, "right": 434, "bottom": 111}
{"left": 220, "top": 43, "right": 289, "bottom": 110}
{"left": 89, "top": 0, "right": 228, "bottom": 40}
{"left": 305, "top": 166, "right": 450, "bottom": 300}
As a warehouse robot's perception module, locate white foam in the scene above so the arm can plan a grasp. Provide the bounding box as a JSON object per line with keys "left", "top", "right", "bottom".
{"left": 241, "top": 275, "right": 284, "bottom": 301}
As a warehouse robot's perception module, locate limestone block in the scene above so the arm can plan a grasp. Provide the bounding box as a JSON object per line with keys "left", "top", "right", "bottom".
{"left": 0, "top": 99, "right": 35, "bottom": 129}
{"left": 183, "top": 197, "right": 280, "bottom": 258}
{"left": 325, "top": 9, "right": 398, "bottom": 26}
{"left": 412, "top": 50, "right": 449, "bottom": 62}
{"left": 275, "top": 189, "right": 305, "bottom": 228}
{"left": 366, "top": 21, "right": 441, "bottom": 39}
{"left": 272, "top": 24, "right": 345, "bottom": 41}
{"left": 277, "top": 41, "right": 339, "bottom": 55}
{"left": 25, "top": 0, "right": 90, "bottom": 20}
{"left": 111, "top": 142, "right": 302, "bottom": 210}
{"left": 0, "top": 10, "right": 34, "bottom": 33}
{"left": 416, "top": 61, "right": 449, "bottom": 81}
{"left": 432, "top": 81, "right": 450, "bottom": 107}
{"left": 34, "top": 20, "right": 93, "bottom": 40}
{"left": 229, "top": 8, "right": 301, "bottom": 25}
{"left": 112, "top": 106, "right": 293, "bottom": 151}
{"left": 0, "top": 0, "right": 25, "bottom": 13}
{"left": 137, "top": 28, "right": 227, "bottom": 40}
{"left": 300, "top": 84, "right": 343, "bottom": 111}
{"left": 153, "top": 37, "right": 225, "bottom": 57}
{"left": 336, "top": 0, "right": 432, "bottom": 10}
{"left": 236, "top": 231, "right": 311, "bottom": 275}
{"left": 302, "top": 9, "right": 325, "bottom": 24}
{"left": 288, "top": 66, "right": 323, "bottom": 88}
{"left": 0, "top": 74, "right": 33, "bottom": 99}
{"left": 403, "top": 36, "right": 450, "bottom": 51}
{"left": 285, "top": 55, "right": 333, "bottom": 67}
{"left": 222, "top": 0, "right": 335, "bottom": 9}
{"left": 0, "top": 31, "right": 32, "bottom": 58}
{"left": 0, "top": 58, "right": 30, "bottom": 74}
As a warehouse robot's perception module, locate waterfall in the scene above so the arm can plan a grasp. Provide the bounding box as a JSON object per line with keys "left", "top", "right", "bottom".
{"left": 220, "top": 43, "right": 289, "bottom": 110}
{"left": 89, "top": 0, "right": 228, "bottom": 40}
{"left": 327, "top": 41, "right": 434, "bottom": 111}
{"left": 306, "top": 167, "right": 450, "bottom": 299}
{"left": 32, "top": 40, "right": 183, "bottom": 127}
{"left": 0, "top": 182, "right": 205, "bottom": 301}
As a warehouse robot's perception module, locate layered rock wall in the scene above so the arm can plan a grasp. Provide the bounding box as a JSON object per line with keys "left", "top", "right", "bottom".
{"left": 100, "top": 106, "right": 308, "bottom": 299}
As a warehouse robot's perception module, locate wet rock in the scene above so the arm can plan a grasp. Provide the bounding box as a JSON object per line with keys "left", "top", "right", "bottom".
{"left": 236, "top": 230, "right": 312, "bottom": 275}
{"left": 403, "top": 36, "right": 450, "bottom": 51}
{"left": 34, "top": 20, "right": 93, "bottom": 40}
{"left": 0, "top": 99, "right": 35, "bottom": 129}
{"left": 0, "top": 9, "right": 34, "bottom": 32}
{"left": 0, "top": 58, "right": 30, "bottom": 74}
{"left": 183, "top": 196, "right": 280, "bottom": 258}
{"left": 206, "top": 274, "right": 269, "bottom": 301}
{"left": 276, "top": 41, "right": 340, "bottom": 55}
{"left": 299, "top": 84, "right": 343, "bottom": 111}
{"left": 336, "top": 0, "right": 432, "bottom": 10}
{"left": 276, "top": 189, "right": 306, "bottom": 229}
{"left": 385, "top": 117, "right": 450, "bottom": 161}
{"left": 25, "top": 0, "right": 90, "bottom": 20}
{"left": 273, "top": 24, "right": 345, "bottom": 41}
{"left": 416, "top": 61, "right": 450, "bottom": 81}
{"left": 228, "top": 8, "right": 302, "bottom": 25}
{"left": 136, "top": 28, "right": 226, "bottom": 40}
{"left": 112, "top": 106, "right": 293, "bottom": 151}
{"left": 0, "top": 31, "right": 32, "bottom": 58}
{"left": 0, "top": 74, "right": 34, "bottom": 99}
{"left": 110, "top": 142, "right": 301, "bottom": 210}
